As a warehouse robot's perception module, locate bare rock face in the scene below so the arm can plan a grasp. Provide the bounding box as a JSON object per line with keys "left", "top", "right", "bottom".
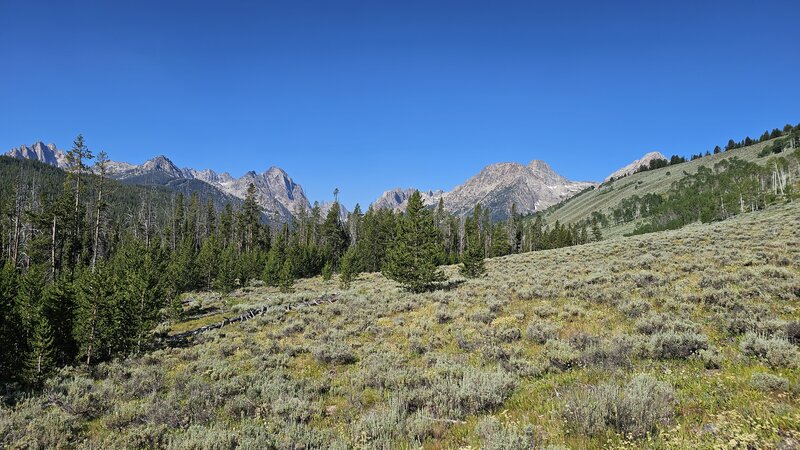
{"left": 372, "top": 160, "right": 594, "bottom": 221}
{"left": 605, "top": 151, "right": 667, "bottom": 182}
{"left": 442, "top": 160, "right": 594, "bottom": 220}
{"left": 372, "top": 188, "right": 444, "bottom": 212}
{"left": 5, "top": 141, "right": 68, "bottom": 168}
{"left": 136, "top": 160, "right": 312, "bottom": 222}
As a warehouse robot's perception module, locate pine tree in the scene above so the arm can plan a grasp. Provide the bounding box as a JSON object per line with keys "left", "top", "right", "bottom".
{"left": 279, "top": 258, "right": 294, "bottom": 293}
{"left": 592, "top": 222, "right": 603, "bottom": 242}
{"left": 339, "top": 247, "right": 357, "bottom": 289}
{"left": 262, "top": 227, "right": 286, "bottom": 286}
{"left": 74, "top": 265, "right": 114, "bottom": 366}
{"left": 322, "top": 201, "right": 349, "bottom": 268}
{"left": 0, "top": 262, "right": 21, "bottom": 382}
{"left": 240, "top": 183, "right": 261, "bottom": 253}
{"left": 41, "top": 276, "right": 77, "bottom": 366}
{"left": 460, "top": 212, "right": 486, "bottom": 278}
{"left": 383, "top": 191, "right": 446, "bottom": 292}
{"left": 321, "top": 261, "right": 333, "bottom": 281}
{"left": 24, "top": 316, "right": 55, "bottom": 385}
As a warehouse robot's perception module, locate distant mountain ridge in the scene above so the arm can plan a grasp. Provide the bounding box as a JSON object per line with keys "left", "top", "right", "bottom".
{"left": 371, "top": 160, "right": 595, "bottom": 220}
{"left": 6, "top": 141, "right": 68, "bottom": 168}
{"left": 372, "top": 188, "right": 445, "bottom": 212}
{"left": 8, "top": 140, "right": 664, "bottom": 223}
{"left": 4, "top": 141, "right": 310, "bottom": 222}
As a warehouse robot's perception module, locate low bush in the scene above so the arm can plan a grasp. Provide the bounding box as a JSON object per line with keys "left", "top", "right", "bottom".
{"left": 693, "top": 348, "right": 723, "bottom": 369}
{"left": 563, "top": 374, "right": 676, "bottom": 438}
{"left": 749, "top": 373, "right": 791, "bottom": 392}
{"left": 740, "top": 332, "right": 799, "bottom": 368}
{"left": 312, "top": 340, "right": 357, "bottom": 365}
{"left": 544, "top": 340, "right": 581, "bottom": 371}
{"left": 475, "top": 416, "right": 539, "bottom": 450}
{"left": 525, "top": 321, "right": 560, "bottom": 344}
{"left": 647, "top": 331, "right": 708, "bottom": 359}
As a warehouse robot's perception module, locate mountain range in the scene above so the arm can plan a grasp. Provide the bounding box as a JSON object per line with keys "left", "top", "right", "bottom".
{"left": 5, "top": 140, "right": 652, "bottom": 222}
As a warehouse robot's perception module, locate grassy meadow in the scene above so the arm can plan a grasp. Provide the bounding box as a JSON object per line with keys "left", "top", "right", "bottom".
{"left": 2, "top": 201, "right": 799, "bottom": 449}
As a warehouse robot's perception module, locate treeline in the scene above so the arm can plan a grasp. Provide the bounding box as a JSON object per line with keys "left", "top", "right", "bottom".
{"left": 1, "top": 135, "right": 594, "bottom": 388}
{"left": 611, "top": 122, "right": 800, "bottom": 181}
{"left": 596, "top": 151, "right": 799, "bottom": 235}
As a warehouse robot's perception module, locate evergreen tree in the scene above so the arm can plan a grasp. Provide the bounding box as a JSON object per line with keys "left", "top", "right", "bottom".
{"left": 460, "top": 212, "right": 486, "bottom": 278}
{"left": 74, "top": 265, "right": 114, "bottom": 366}
{"left": 321, "top": 261, "right": 333, "bottom": 281}
{"left": 262, "top": 225, "right": 287, "bottom": 286}
{"left": 339, "top": 247, "right": 358, "bottom": 289}
{"left": 24, "top": 316, "right": 55, "bottom": 385}
{"left": 321, "top": 201, "right": 349, "bottom": 268}
{"left": 383, "top": 191, "right": 446, "bottom": 292}
{"left": 41, "top": 277, "right": 77, "bottom": 366}
{"left": 0, "top": 262, "right": 21, "bottom": 381}
{"left": 240, "top": 183, "right": 261, "bottom": 253}
{"left": 592, "top": 222, "right": 603, "bottom": 242}
{"left": 279, "top": 258, "right": 294, "bottom": 293}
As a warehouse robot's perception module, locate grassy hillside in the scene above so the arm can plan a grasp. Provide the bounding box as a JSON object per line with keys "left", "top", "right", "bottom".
{"left": 544, "top": 138, "right": 784, "bottom": 237}
{"left": 3, "top": 200, "right": 798, "bottom": 448}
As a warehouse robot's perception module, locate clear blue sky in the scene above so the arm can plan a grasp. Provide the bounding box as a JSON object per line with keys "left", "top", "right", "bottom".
{"left": 1, "top": 0, "right": 798, "bottom": 209}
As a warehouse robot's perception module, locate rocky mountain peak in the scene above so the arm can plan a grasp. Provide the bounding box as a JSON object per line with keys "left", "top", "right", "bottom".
{"left": 5, "top": 141, "right": 68, "bottom": 168}
{"left": 605, "top": 151, "right": 668, "bottom": 182}
{"left": 141, "top": 155, "right": 183, "bottom": 178}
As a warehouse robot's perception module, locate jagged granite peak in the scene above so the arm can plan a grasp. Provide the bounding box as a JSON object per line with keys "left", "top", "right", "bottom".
{"left": 5, "top": 141, "right": 68, "bottom": 168}
{"left": 440, "top": 160, "right": 595, "bottom": 220}
{"left": 141, "top": 155, "right": 184, "bottom": 178}
{"left": 605, "top": 151, "right": 668, "bottom": 182}
{"left": 528, "top": 159, "right": 569, "bottom": 185}
{"left": 319, "top": 201, "right": 350, "bottom": 221}
{"left": 368, "top": 160, "right": 593, "bottom": 220}
{"left": 371, "top": 187, "right": 445, "bottom": 212}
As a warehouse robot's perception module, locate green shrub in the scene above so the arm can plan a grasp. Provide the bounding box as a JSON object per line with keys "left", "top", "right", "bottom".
{"left": 618, "top": 298, "right": 650, "bottom": 318}
{"left": 749, "top": 373, "right": 790, "bottom": 392}
{"left": 740, "top": 332, "right": 799, "bottom": 368}
{"left": 563, "top": 374, "right": 676, "bottom": 438}
{"left": 475, "top": 416, "right": 539, "bottom": 450}
{"left": 544, "top": 340, "right": 581, "bottom": 371}
{"left": 525, "top": 320, "right": 560, "bottom": 344}
{"left": 312, "top": 340, "right": 357, "bottom": 365}
{"left": 693, "top": 349, "right": 723, "bottom": 369}
{"left": 647, "top": 331, "right": 708, "bottom": 359}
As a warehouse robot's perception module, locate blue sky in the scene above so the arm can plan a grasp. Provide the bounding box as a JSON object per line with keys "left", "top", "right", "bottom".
{"left": 1, "top": 0, "right": 798, "bottom": 209}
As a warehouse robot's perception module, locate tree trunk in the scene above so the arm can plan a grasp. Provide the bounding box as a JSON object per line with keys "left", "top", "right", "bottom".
{"left": 51, "top": 215, "right": 57, "bottom": 278}
{"left": 92, "top": 181, "right": 103, "bottom": 272}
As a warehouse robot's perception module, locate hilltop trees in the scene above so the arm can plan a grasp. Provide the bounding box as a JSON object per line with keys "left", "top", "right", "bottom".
{"left": 383, "top": 191, "right": 446, "bottom": 292}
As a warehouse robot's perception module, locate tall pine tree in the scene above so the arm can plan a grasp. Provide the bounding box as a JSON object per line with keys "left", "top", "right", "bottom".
{"left": 383, "top": 191, "right": 446, "bottom": 292}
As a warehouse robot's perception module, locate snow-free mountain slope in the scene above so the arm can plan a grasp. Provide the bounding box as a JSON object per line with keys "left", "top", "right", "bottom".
{"left": 372, "top": 188, "right": 444, "bottom": 212}
{"left": 370, "top": 160, "right": 594, "bottom": 220}
{"left": 604, "top": 151, "right": 667, "bottom": 182}
{"left": 5, "top": 141, "right": 68, "bottom": 169}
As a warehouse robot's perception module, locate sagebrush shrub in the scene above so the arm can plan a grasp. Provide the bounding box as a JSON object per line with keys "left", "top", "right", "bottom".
{"left": 749, "top": 373, "right": 790, "bottom": 392}
{"left": 647, "top": 331, "right": 708, "bottom": 359}
{"left": 312, "top": 340, "right": 357, "bottom": 365}
{"left": 563, "top": 374, "right": 676, "bottom": 438}
{"left": 740, "top": 332, "right": 799, "bottom": 368}
{"left": 475, "top": 416, "right": 538, "bottom": 450}
{"left": 525, "top": 320, "right": 560, "bottom": 344}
